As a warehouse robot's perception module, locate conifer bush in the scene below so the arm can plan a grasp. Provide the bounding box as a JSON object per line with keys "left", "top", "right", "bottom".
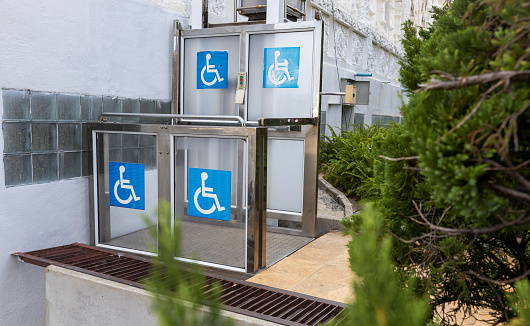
{"left": 323, "top": 0, "right": 529, "bottom": 323}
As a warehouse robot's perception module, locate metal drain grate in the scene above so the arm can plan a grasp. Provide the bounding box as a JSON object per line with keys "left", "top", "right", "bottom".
{"left": 15, "top": 243, "right": 347, "bottom": 325}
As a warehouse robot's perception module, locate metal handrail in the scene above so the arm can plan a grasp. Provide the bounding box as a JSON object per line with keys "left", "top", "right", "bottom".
{"left": 98, "top": 113, "right": 246, "bottom": 127}
{"left": 258, "top": 117, "right": 317, "bottom": 127}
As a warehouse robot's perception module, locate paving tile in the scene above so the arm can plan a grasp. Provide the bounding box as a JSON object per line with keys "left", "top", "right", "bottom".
{"left": 288, "top": 246, "right": 342, "bottom": 264}
{"left": 247, "top": 270, "right": 306, "bottom": 290}
{"left": 265, "top": 257, "right": 325, "bottom": 280}
{"left": 327, "top": 251, "right": 350, "bottom": 266}
{"left": 290, "top": 279, "right": 352, "bottom": 303}
{"left": 308, "top": 264, "right": 355, "bottom": 287}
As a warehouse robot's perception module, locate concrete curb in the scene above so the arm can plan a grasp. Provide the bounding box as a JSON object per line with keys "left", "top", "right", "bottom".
{"left": 318, "top": 175, "right": 355, "bottom": 218}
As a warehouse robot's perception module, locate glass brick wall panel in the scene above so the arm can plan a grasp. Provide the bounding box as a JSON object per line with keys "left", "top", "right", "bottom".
{"left": 122, "top": 98, "right": 140, "bottom": 123}
{"left": 81, "top": 124, "right": 89, "bottom": 151}
{"left": 3, "top": 88, "right": 170, "bottom": 186}
{"left": 109, "top": 149, "right": 122, "bottom": 162}
{"left": 109, "top": 134, "right": 122, "bottom": 150}
{"left": 138, "top": 147, "right": 156, "bottom": 170}
{"left": 82, "top": 95, "right": 102, "bottom": 122}
{"left": 31, "top": 123, "right": 57, "bottom": 152}
{"left": 58, "top": 123, "right": 81, "bottom": 151}
{"left": 3, "top": 122, "right": 31, "bottom": 153}
{"left": 82, "top": 151, "right": 91, "bottom": 177}
{"left": 2, "top": 89, "right": 30, "bottom": 120}
{"left": 139, "top": 99, "right": 156, "bottom": 123}
{"left": 155, "top": 100, "right": 171, "bottom": 123}
{"left": 31, "top": 91, "right": 57, "bottom": 121}
{"left": 122, "top": 148, "right": 139, "bottom": 164}
{"left": 4, "top": 154, "right": 32, "bottom": 186}
{"left": 122, "top": 134, "right": 138, "bottom": 149}
{"left": 32, "top": 153, "right": 58, "bottom": 183}
{"left": 59, "top": 152, "right": 81, "bottom": 180}
{"left": 139, "top": 134, "right": 156, "bottom": 147}
{"left": 57, "top": 94, "right": 81, "bottom": 121}
{"left": 103, "top": 96, "right": 122, "bottom": 123}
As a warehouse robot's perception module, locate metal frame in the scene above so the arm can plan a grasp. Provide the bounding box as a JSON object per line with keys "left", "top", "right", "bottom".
{"left": 176, "top": 21, "right": 322, "bottom": 238}
{"left": 89, "top": 121, "right": 267, "bottom": 273}
{"left": 177, "top": 20, "right": 322, "bottom": 121}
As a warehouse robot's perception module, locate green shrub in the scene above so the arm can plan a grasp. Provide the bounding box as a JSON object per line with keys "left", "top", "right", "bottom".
{"left": 320, "top": 123, "right": 390, "bottom": 199}
{"left": 334, "top": 203, "right": 433, "bottom": 326}
{"left": 144, "top": 201, "right": 234, "bottom": 326}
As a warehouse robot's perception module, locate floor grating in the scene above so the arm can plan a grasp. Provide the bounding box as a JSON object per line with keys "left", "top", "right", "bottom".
{"left": 15, "top": 243, "right": 347, "bottom": 326}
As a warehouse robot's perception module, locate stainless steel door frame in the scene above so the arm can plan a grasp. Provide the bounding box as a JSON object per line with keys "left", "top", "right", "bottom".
{"left": 89, "top": 122, "right": 267, "bottom": 273}
{"left": 176, "top": 21, "right": 323, "bottom": 238}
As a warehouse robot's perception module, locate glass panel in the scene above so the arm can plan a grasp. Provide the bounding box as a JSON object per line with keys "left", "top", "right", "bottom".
{"left": 182, "top": 36, "right": 240, "bottom": 116}
{"left": 267, "top": 139, "right": 304, "bottom": 213}
{"left": 58, "top": 123, "right": 81, "bottom": 151}
{"left": 31, "top": 123, "right": 57, "bottom": 152}
{"left": 57, "top": 94, "right": 81, "bottom": 121}
{"left": 31, "top": 91, "right": 57, "bottom": 121}
{"left": 59, "top": 151, "right": 81, "bottom": 180}
{"left": 2, "top": 89, "right": 30, "bottom": 120}
{"left": 3, "top": 122, "right": 31, "bottom": 153}
{"left": 32, "top": 153, "right": 58, "bottom": 183}
{"left": 247, "top": 31, "right": 315, "bottom": 120}
{"left": 4, "top": 154, "right": 32, "bottom": 186}
{"left": 174, "top": 136, "right": 246, "bottom": 269}
{"left": 96, "top": 132, "right": 158, "bottom": 253}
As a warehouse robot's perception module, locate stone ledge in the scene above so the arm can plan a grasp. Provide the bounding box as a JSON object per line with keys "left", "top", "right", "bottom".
{"left": 318, "top": 175, "right": 355, "bottom": 218}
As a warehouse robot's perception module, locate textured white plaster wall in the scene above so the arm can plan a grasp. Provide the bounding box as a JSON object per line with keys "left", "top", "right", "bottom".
{"left": 0, "top": 1, "right": 188, "bottom": 325}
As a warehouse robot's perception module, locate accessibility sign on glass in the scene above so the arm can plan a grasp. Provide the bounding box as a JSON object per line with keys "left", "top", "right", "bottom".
{"left": 197, "top": 51, "right": 228, "bottom": 89}
{"left": 263, "top": 47, "right": 300, "bottom": 88}
{"left": 109, "top": 162, "right": 145, "bottom": 210}
{"left": 188, "top": 167, "right": 231, "bottom": 221}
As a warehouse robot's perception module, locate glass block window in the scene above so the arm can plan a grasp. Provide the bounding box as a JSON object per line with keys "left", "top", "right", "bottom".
{"left": 353, "top": 113, "right": 365, "bottom": 128}
{"left": 371, "top": 115, "right": 401, "bottom": 127}
{"left": 2, "top": 88, "right": 169, "bottom": 187}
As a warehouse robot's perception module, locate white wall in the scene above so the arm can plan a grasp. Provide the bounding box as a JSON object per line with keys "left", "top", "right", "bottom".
{"left": 0, "top": 0, "right": 188, "bottom": 324}
{"left": 46, "top": 265, "right": 276, "bottom": 326}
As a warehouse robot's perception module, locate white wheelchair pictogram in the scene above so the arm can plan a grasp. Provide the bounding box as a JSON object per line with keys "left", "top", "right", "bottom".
{"left": 114, "top": 165, "right": 141, "bottom": 205}
{"left": 193, "top": 172, "right": 225, "bottom": 215}
{"left": 200, "top": 53, "right": 225, "bottom": 86}
{"left": 267, "top": 50, "right": 295, "bottom": 86}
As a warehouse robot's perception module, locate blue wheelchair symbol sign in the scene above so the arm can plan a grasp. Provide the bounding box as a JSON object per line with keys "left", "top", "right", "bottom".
{"left": 109, "top": 162, "right": 145, "bottom": 210}
{"left": 188, "top": 168, "right": 231, "bottom": 221}
{"left": 197, "top": 51, "right": 228, "bottom": 89}
{"left": 263, "top": 47, "right": 300, "bottom": 88}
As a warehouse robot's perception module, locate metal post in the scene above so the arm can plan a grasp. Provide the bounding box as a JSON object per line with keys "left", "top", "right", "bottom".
{"left": 246, "top": 127, "right": 267, "bottom": 273}
{"left": 202, "top": 0, "right": 209, "bottom": 28}
{"left": 157, "top": 126, "right": 172, "bottom": 253}
{"left": 171, "top": 21, "right": 181, "bottom": 114}
{"left": 266, "top": 0, "right": 285, "bottom": 24}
